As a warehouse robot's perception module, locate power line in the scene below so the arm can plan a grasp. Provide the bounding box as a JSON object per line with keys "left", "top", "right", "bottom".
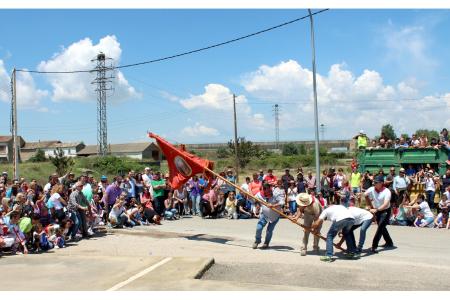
{"left": 15, "top": 9, "right": 329, "bottom": 74}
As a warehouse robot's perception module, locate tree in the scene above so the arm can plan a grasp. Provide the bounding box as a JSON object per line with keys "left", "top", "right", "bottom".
{"left": 28, "top": 149, "right": 47, "bottom": 162}
{"left": 49, "top": 148, "right": 74, "bottom": 176}
{"left": 415, "top": 129, "right": 439, "bottom": 141}
{"left": 400, "top": 133, "right": 409, "bottom": 140}
{"left": 298, "top": 144, "right": 307, "bottom": 155}
{"left": 216, "top": 146, "right": 230, "bottom": 159}
{"left": 282, "top": 143, "right": 298, "bottom": 156}
{"left": 228, "top": 137, "right": 264, "bottom": 168}
{"left": 381, "top": 124, "right": 396, "bottom": 140}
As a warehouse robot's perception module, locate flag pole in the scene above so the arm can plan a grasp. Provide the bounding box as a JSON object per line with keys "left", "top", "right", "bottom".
{"left": 203, "top": 166, "right": 345, "bottom": 251}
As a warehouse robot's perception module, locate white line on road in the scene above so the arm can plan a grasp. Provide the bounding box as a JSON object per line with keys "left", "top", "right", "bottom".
{"left": 107, "top": 257, "right": 173, "bottom": 291}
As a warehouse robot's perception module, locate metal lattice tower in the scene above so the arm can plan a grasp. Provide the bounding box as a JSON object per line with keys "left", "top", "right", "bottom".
{"left": 320, "top": 123, "right": 325, "bottom": 141}
{"left": 91, "top": 53, "right": 114, "bottom": 156}
{"left": 272, "top": 104, "right": 280, "bottom": 149}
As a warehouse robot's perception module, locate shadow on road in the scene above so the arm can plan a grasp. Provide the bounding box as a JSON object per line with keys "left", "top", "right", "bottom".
{"left": 185, "top": 233, "right": 232, "bottom": 244}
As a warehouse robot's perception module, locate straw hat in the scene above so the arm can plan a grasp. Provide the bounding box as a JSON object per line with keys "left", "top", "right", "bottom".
{"left": 296, "top": 193, "right": 313, "bottom": 207}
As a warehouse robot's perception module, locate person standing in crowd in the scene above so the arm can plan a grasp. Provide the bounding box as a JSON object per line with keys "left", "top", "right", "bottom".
{"left": 424, "top": 171, "right": 437, "bottom": 209}
{"left": 393, "top": 168, "right": 410, "bottom": 207}
{"left": 311, "top": 204, "right": 356, "bottom": 262}
{"left": 281, "top": 169, "right": 294, "bottom": 193}
{"left": 296, "top": 172, "right": 307, "bottom": 194}
{"left": 306, "top": 171, "right": 316, "bottom": 194}
{"left": 188, "top": 175, "right": 202, "bottom": 216}
{"left": 249, "top": 173, "right": 262, "bottom": 196}
{"left": 294, "top": 193, "right": 322, "bottom": 256}
{"left": 240, "top": 177, "right": 251, "bottom": 195}
{"left": 223, "top": 169, "right": 236, "bottom": 199}
{"left": 97, "top": 175, "right": 108, "bottom": 199}
{"left": 257, "top": 169, "right": 265, "bottom": 182}
{"left": 286, "top": 180, "right": 298, "bottom": 216}
{"left": 253, "top": 183, "right": 284, "bottom": 249}
{"left": 67, "top": 182, "right": 86, "bottom": 240}
{"left": 320, "top": 169, "right": 332, "bottom": 201}
{"left": 350, "top": 168, "right": 362, "bottom": 207}
{"left": 385, "top": 167, "right": 396, "bottom": 206}
{"left": 103, "top": 176, "right": 123, "bottom": 219}
{"left": 364, "top": 176, "right": 394, "bottom": 253}
{"left": 151, "top": 172, "right": 167, "bottom": 216}
{"left": 263, "top": 169, "right": 277, "bottom": 186}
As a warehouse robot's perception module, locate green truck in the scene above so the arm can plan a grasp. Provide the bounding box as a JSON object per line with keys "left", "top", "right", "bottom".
{"left": 357, "top": 147, "right": 449, "bottom": 175}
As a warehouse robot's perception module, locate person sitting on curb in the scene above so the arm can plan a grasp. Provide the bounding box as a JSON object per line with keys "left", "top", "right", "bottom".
{"left": 311, "top": 205, "right": 356, "bottom": 262}
{"left": 293, "top": 193, "right": 322, "bottom": 256}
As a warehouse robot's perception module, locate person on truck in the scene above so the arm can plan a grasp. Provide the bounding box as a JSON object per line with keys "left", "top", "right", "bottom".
{"left": 354, "top": 130, "right": 369, "bottom": 150}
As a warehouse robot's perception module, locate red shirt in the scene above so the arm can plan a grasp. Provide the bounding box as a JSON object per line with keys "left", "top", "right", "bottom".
{"left": 263, "top": 174, "right": 277, "bottom": 186}
{"left": 248, "top": 180, "right": 262, "bottom": 195}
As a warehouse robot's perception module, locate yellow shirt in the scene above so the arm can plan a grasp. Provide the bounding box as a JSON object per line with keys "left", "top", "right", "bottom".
{"left": 357, "top": 135, "right": 368, "bottom": 148}
{"left": 350, "top": 172, "right": 361, "bottom": 188}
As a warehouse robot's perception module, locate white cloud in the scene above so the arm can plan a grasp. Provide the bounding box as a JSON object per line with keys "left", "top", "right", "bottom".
{"left": 0, "top": 59, "right": 49, "bottom": 109}
{"left": 181, "top": 123, "right": 219, "bottom": 137}
{"left": 180, "top": 83, "right": 249, "bottom": 113}
{"left": 37, "top": 35, "right": 140, "bottom": 103}
{"left": 241, "top": 60, "right": 450, "bottom": 139}
{"left": 160, "top": 90, "right": 181, "bottom": 102}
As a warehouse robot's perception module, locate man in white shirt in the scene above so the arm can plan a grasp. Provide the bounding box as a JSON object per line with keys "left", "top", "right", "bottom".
{"left": 364, "top": 175, "right": 394, "bottom": 253}
{"left": 311, "top": 205, "right": 355, "bottom": 262}
{"left": 393, "top": 168, "right": 410, "bottom": 206}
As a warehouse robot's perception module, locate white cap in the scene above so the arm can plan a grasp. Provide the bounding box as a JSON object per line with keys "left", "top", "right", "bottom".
{"left": 359, "top": 129, "right": 364, "bottom": 134}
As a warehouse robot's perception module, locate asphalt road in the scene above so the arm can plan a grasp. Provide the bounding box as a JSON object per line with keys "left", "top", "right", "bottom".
{"left": 1, "top": 215, "right": 449, "bottom": 290}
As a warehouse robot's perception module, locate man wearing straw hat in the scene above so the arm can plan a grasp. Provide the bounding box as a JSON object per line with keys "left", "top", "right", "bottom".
{"left": 293, "top": 193, "right": 323, "bottom": 256}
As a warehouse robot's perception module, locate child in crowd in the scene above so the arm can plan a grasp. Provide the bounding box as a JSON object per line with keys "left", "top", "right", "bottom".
{"left": 225, "top": 191, "right": 238, "bottom": 219}
{"left": 33, "top": 222, "right": 54, "bottom": 252}
{"left": 434, "top": 208, "right": 449, "bottom": 229}
{"left": 414, "top": 212, "right": 427, "bottom": 227}
{"left": 8, "top": 211, "right": 28, "bottom": 254}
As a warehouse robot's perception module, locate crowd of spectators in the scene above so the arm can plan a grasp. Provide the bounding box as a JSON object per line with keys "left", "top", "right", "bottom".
{"left": 2, "top": 150, "right": 450, "bottom": 255}
{"left": 354, "top": 128, "right": 450, "bottom": 156}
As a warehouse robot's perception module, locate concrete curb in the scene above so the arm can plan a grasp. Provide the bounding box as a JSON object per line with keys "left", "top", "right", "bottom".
{"left": 193, "top": 258, "right": 215, "bottom": 279}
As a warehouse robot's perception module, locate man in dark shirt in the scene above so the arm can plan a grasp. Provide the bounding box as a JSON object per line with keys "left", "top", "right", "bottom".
{"left": 281, "top": 169, "right": 294, "bottom": 192}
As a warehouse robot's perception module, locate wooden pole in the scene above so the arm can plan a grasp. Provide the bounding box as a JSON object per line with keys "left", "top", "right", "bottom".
{"left": 204, "top": 166, "right": 346, "bottom": 251}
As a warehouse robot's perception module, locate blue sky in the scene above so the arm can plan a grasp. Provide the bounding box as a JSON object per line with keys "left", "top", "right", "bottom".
{"left": 1, "top": 9, "right": 449, "bottom": 145}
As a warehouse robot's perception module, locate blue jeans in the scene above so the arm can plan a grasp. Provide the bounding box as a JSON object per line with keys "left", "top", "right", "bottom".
{"left": 348, "top": 219, "right": 372, "bottom": 251}
{"left": 190, "top": 194, "right": 201, "bottom": 215}
{"left": 255, "top": 215, "right": 279, "bottom": 245}
{"left": 164, "top": 209, "right": 178, "bottom": 220}
{"left": 426, "top": 191, "right": 435, "bottom": 209}
{"left": 326, "top": 218, "right": 355, "bottom": 257}
{"left": 288, "top": 201, "right": 297, "bottom": 215}
{"left": 69, "top": 211, "right": 80, "bottom": 238}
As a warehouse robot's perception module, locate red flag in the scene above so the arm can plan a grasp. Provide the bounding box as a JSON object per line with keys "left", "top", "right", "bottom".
{"left": 148, "top": 133, "right": 214, "bottom": 190}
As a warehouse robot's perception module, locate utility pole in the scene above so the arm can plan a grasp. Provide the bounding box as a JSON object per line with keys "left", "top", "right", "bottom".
{"left": 233, "top": 94, "right": 239, "bottom": 183}
{"left": 308, "top": 9, "right": 321, "bottom": 193}
{"left": 11, "top": 68, "right": 19, "bottom": 180}
{"left": 272, "top": 104, "right": 280, "bottom": 150}
{"left": 91, "top": 52, "right": 114, "bottom": 156}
